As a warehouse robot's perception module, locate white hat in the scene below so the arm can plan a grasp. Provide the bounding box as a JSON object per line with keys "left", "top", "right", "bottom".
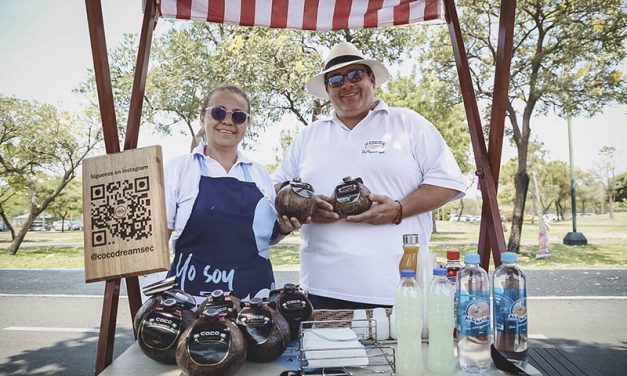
{"left": 305, "top": 42, "right": 391, "bottom": 100}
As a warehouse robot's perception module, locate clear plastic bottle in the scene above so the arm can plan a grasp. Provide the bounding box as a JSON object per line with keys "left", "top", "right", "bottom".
{"left": 395, "top": 269, "right": 423, "bottom": 376}
{"left": 445, "top": 250, "right": 462, "bottom": 284}
{"left": 456, "top": 253, "right": 491, "bottom": 373}
{"left": 428, "top": 268, "right": 456, "bottom": 375}
{"left": 492, "top": 252, "right": 528, "bottom": 368}
{"left": 445, "top": 250, "right": 462, "bottom": 340}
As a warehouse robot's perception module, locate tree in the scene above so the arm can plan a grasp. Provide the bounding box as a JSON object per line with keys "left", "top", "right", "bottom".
{"left": 416, "top": 0, "right": 626, "bottom": 251}
{"left": 77, "top": 24, "right": 421, "bottom": 151}
{"left": 46, "top": 179, "right": 83, "bottom": 231}
{"left": 597, "top": 146, "right": 618, "bottom": 219}
{"left": 614, "top": 171, "right": 627, "bottom": 205}
{"left": 0, "top": 97, "right": 101, "bottom": 255}
{"left": 575, "top": 169, "right": 604, "bottom": 214}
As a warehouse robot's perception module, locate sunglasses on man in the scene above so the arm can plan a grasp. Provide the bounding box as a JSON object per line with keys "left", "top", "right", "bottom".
{"left": 204, "top": 106, "right": 249, "bottom": 125}
{"left": 325, "top": 68, "right": 369, "bottom": 88}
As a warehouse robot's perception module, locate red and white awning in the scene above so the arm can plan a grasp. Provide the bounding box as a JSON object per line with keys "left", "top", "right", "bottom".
{"left": 156, "top": 0, "right": 443, "bottom": 30}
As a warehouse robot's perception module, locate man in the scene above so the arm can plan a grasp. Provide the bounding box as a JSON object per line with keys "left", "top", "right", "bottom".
{"left": 272, "top": 42, "right": 465, "bottom": 309}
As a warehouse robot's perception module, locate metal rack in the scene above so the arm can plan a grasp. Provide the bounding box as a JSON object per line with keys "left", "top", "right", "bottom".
{"left": 298, "top": 317, "right": 397, "bottom": 375}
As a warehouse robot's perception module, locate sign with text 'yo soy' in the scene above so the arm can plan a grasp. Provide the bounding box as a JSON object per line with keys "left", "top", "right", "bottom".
{"left": 82, "top": 146, "right": 170, "bottom": 282}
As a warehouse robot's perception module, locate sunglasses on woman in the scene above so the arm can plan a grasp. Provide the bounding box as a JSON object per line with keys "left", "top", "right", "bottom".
{"left": 325, "top": 68, "right": 368, "bottom": 88}
{"left": 205, "top": 106, "right": 249, "bottom": 125}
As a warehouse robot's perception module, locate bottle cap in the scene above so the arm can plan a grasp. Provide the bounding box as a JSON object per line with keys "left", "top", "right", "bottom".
{"left": 402, "top": 234, "right": 419, "bottom": 244}
{"left": 400, "top": 269, "right": 416, "bottom": 278}
{"left": 464, "top": 253, "right": 480, "bottom": 264}
{"left": 433, "top": 267, "right": 447, "bottom": 276}
{"left": 501, "top": 252, "right": 517, "bottom": 263}
{"left": 446, "top": 250, "right": 460, "bottom": 260}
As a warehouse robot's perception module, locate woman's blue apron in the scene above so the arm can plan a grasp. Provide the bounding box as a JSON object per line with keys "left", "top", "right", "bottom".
{"left": 167, "top": 154, "right": 276, "bottom": 300}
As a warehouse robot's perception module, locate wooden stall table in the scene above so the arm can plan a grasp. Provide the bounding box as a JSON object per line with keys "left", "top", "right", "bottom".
{"left": 99, "top": 341, "right": 542, "bottom": 376}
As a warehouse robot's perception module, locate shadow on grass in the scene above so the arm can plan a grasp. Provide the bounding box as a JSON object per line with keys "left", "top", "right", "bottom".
{"left": 529, "top": 337, "right": 627, "bottom": 376}
{"left": 0, "top": 329, "right": 134, "bottom": 376}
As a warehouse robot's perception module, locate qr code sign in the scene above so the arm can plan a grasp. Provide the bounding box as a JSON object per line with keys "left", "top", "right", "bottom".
{"left": 90, "top": 176, "right": 153, "bottom": 247}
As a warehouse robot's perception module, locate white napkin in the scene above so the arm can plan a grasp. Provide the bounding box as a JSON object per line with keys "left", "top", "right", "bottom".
{"left": 302, "top": 328, "right": 369, "bottom": 368}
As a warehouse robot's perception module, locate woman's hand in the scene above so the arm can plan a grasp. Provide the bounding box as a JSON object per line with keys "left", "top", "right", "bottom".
{"left": 310, "top": 195, "right": 339, "bottom": 223}
{"left": 277, "top": 215, "right": 305, "bottom": 236}
{"left": 345, "top": 194, "right": 400, "bottom": 225}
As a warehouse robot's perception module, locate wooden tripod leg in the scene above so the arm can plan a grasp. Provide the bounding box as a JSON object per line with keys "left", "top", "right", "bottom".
{"left": 94, "top": 279, "right": 121, "bottom": 375}
{"left": 477, "top": 0, "right": 517, "bottom": 268}
{"left": 125, "top": 276, "right": 142, "bottom": 338}
{"left": 444, "top": 0, "right": 507, "bottom": 271}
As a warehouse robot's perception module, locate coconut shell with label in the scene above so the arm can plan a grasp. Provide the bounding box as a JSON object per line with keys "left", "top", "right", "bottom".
{"left": 269, "top": 283, "right": 314, "bottom": 340}
{"left": 176, "top": 307, "right": 247, "bottom": 376}
{"left": 236, "top": 297, "right": 290, "bottom": 362}
{"left": 275, "top": 178, "right": 316, "bottom": 223}
{"left": 197, "top": 289, "right": 241, "bottom": 321}
{"left": 331, "top": 176, "right": 372, "bottom": 218}
{"left": 134, "top": 283, "right": 197, "bottom": 364}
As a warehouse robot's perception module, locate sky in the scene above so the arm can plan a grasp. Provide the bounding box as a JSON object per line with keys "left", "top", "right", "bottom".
{"left": 1, "top": 0, "right": 626, "bottom": 182}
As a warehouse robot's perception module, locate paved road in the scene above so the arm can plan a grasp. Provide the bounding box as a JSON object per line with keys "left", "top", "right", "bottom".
{"left": 0, "top": 269, "right": 625, "bottom": 376}
{"left": 1, "top": 268, "right": 625, "bottom": 297}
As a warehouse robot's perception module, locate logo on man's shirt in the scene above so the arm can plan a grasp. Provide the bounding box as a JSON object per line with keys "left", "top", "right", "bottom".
{"left": 362, "top": 140, "right": 386, "bottom": 154}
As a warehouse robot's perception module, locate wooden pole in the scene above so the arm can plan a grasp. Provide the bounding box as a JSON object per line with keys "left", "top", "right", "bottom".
{"left": 85, "top": 0, "right": 119, "bottom": 154}
{"left": 124, "top": 0, "right": 158, "bottom": 150}
{"left": 123, "top": 0, "right": 159, "bottom": 326}
{"left": 443, "top": 0, "right": 507, "bottom": 270}
{"left": 85, "top": 0, "right": 158, "bottom": 373}
{"left": 477, "top": 0, "right": 516, "bottom": 268}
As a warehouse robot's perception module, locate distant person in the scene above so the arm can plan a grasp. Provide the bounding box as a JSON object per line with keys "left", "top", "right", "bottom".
{"left": 272, "top": 42, "right": 465, "bottom": 309}
{"left": 164, "top": 85, "right": 298, "bottom": 301}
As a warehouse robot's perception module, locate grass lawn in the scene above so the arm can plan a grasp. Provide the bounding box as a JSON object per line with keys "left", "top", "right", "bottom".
{"left": 2, "top": 213, "right": 626, "bottom": 269}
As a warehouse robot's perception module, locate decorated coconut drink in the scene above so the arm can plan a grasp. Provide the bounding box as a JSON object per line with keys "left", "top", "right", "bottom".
{"left": 332, "top": 176, "right": 372, "bottom": 218}
{"left": 275, "top": 178, "right": 316, "bottom": 223}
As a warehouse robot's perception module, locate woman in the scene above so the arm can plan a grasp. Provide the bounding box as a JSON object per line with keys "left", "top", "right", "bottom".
{"left": 164, "top": 86, "right": 297, "bottom": 301}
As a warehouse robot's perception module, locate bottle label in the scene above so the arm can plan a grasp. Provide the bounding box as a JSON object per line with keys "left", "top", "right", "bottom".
{"left": 457, "top": 291, "right": 490, "bottom": 337}
{"left": 494, "top": 288, "right": 528, "bottom": 335}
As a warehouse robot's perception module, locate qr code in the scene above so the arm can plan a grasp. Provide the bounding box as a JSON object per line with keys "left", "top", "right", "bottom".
{"left": 90, "top": 176, "right": 152, "bottom": 247}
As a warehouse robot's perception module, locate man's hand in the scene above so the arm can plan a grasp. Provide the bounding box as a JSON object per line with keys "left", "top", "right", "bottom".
{"left": 345, "top": 194, "right": 400, "bottom": 225}
{"left": 310, "top": 195, "right": 339, "bottom": 223}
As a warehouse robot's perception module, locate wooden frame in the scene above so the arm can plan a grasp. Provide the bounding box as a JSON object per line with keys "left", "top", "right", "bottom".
{"left": 84, "top": 0, "right": 515, "bottom": 373}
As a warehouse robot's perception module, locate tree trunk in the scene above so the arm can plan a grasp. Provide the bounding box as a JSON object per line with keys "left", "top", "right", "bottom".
{"left": 7, "top": 225, "right": 30, "bottom": 256}
{"left": 508, "top": 172, "right": 529, "bottom": 253}
{"left": 458, "top": 199, "right": 464, "bottom": 221}
{"left": 432, "top": 210, "right": 438, "bottom": 233}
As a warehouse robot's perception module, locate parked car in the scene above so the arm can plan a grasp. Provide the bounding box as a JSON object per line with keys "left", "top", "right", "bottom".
{"left": 70, "top": 221, "right": 83, "bottom": 231}
{"left": 30, "top": 219, "right": 48, "bottom": 231}
{"left": 53, "top": 220, "right": 72, "bottom": 232}
{"left": 0, "top": 221, "right": 7, "bottom": 231}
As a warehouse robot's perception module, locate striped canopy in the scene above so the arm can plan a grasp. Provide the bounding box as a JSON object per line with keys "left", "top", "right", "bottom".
{"left": 156, "top": 0, "right": 443, "bottom": 30}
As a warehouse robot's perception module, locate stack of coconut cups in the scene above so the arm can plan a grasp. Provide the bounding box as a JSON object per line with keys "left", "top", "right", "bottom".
{"left": 134, "top": 280, "right": 313, "bottom": 376}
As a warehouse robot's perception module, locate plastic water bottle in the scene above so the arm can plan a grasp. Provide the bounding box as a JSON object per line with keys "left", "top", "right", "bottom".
{"left": 456, "top": 253, "right": 491, "bottom": 373}
{"left": 395, "top": 269, "right": 423, "bottom": 375}
{"left": 445, "top": 250, "right": 462, "bottom": 340}
{"left": 428, "top": 268, "right": 456, "bottom": 374}
{"left": 493, "top": 252, "right": 528, "bottom": 368}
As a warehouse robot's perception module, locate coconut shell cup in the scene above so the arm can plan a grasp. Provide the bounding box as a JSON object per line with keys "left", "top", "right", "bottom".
{"left": 134, "top": 288, "right": 197, "bottom": 365}
{"left": 197, "top": 289, "right": 241, "bottom": 321}
{"left": 236, "top": 297, "right": 291, "bottom": 363}
{"left": 269, "top": 283, "right": 314, "bottom": 341}
{"left": 332, "top": 176, "right": 372, "bottom": 218}
{"left": 176, "top": 307, "right": 247, "bottom": 376}
{"left": 275, "top": 178, "right": 316, "bottom": 223}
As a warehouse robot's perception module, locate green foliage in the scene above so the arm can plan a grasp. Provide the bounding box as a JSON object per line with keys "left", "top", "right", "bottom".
{"left": 0, "top": 96, "right": 101, "bottom": 254}
{"left": 615, "top": 171, "right": 627, "bottom": 204}
{"left": 79, "top": 23, "right": 422, "bottom": 150}
{"left": 415, "top": 0, "right": 626, "bottom": 249}
{"left": 46, "top": 179, "right": 83, "bottom": 223}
